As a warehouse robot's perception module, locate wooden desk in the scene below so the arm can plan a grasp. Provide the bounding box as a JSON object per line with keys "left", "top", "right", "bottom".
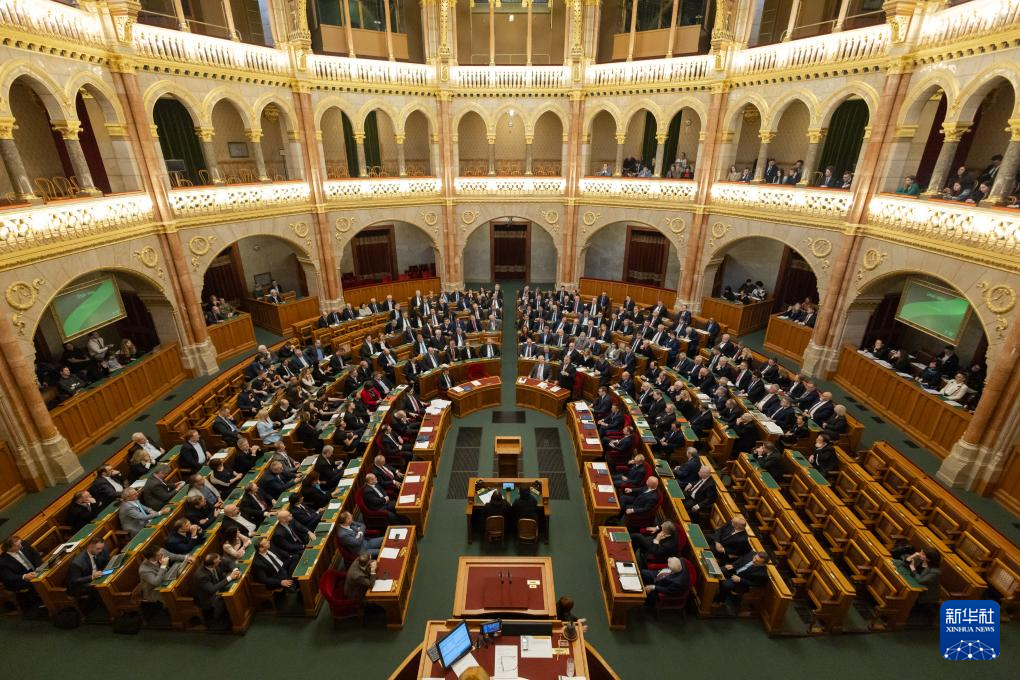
{"left": 246, "top": 295, "right": 320, "bottom": 336}
{"left": 452, "top": 556, "right": 556, "bottom": 618}
{"left": 448, "top": 377, "right": 502, "bottom": 417}
{"left": 410, "top": 405, "right": 450, "bottom": 470}
{"left": 701, "top": 297, "right": 773, "bottom": 336}
{"left": 342, "top": 276, "right": 441, "bottom": 308}
{"left": 411, "top": 619, "right": 589, "bottom": 680}
{"left": 763, "top": 314, "right": 812, "bottom": 364}
{"left": 579, "top": 277, "right": 677, "bottom": 308}
{"left": 582, "top": 463, "right": 620, "bottom": 535}
{"left": 207, "top": 312, "right": 258, "bottom": 361}
{"left": 495, "top": 436, "right": 523, "bottom": 477}
{"left": 596, "top": 526, "right": 646, "bottom": 629}
{"left": 466, "top": 477, "right": 550, "bottom": 544}
{"left": 683, "top": 521, "right": 723, "bottom": 616}
{"left": 366, "top": 525, "right": 418, "bottom": 629}
{"left": 52, "top": 344, "right": 187, "bottom": 454}
{"left": 396, "top": 462, "right": 433, "bottom": 535}
{"left": 567, "top": 402, "right": 604, "bottom": 472}
{"left": 832, "top": 345, "right": 970, "bottom": 458}
{"left": 515, "top": 377, "right": 570, "bottom": 417}
{"left": 419, "top": 359, "right": 501, "bottom": 400}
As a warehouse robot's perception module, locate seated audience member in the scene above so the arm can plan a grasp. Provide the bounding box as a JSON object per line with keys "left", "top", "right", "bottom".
{"left": 193, "top": 553, "right": 240, "bottom": 629}
{"left": 184, "top": 494, "right": 216, "bottom": 528}
{"left": 0, "top": 535, "right": 43, "bottom": 611}
{"left": 66, "top": 490, "right": 101, "bottom": 532}
{"left": 142, "top": 464, "right": 182, "bottom": 511}
{"left": 165, "top": 518, "right": 203, "bottom": 554}
{"left": 139, "top": 545, "right": 191, "bottom": 614}
{"left": 641, "top": 556, "right": 691, "bottom": 606}
{"left": 344, "top": 552, "right": 376, "bottom": 602}
{"left": 897, "top": 175, "right": 921, "bottom": 195}
{"left": 632, "top": 521, "right": 682, "bottom": 568}
{"left": 808, "top": 433, "right": 838, "bottom": 476}
{"left": 252, "top": 537, "right": 296, "bottom": 592}
{"left": 940, "top": 371, "right": 970, "bottom": 401}
{"left": 682, "top": 466, "right": 716, "bottom": 515}
{"left": 672, "top": 447, "right": 703, "bottom": 487}
{"left": 511, "top": 486, "right": 541, "bottom": 531}
{"left": 616, "top": 476, "right": 659, "bottom": 522}
{"left": 362, "top": 473, "right": 408, "bottom": 524}
{"left": 337, "top": 511, "right": 384, "bottom": 558}
{"left": 715, "top": 550, "right": 769, "bottom": 606}
{"left": 220, "top": 525, "right": 251, "bottom": 562}
{"left": 895, "top": 548, "right": 942, "bottom": 616}
{"left": 821, "top": 404, "right": 848, "bottom": 439}
{"left": 67, "top": 537, "right": 110, "bottom": 609}
{"left": 710, "top": 515, "right": 752, "bottom": 565}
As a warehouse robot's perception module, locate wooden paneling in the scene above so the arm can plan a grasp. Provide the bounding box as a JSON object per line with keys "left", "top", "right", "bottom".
{"left": 0, "top": 440, "right": 28, "bottom": 510}
{"left": 763, "top": 314, "right": 813, "bottom": 364}
{"left": 578, "top": 277, "right": 677, "bottom": 309}
{"left": 832, "top": 345, "right": 970, "bottom": 458}
{"left": 246, "top": 296, "right": 320, "bottom": 336}
{"left": 701, "top": 297, "right": 773, "bottom": 336}
{"left": 342, "top": 277, "right": 442, "bottom": 308}
{"left": 51, "top": 344, "right": 187, "bottom": 455}
{"left": 207, "top": 312, "right": 258, "bottom": 361}
{"left": 992, "top": 446, "right": 1020, "bottom": 518}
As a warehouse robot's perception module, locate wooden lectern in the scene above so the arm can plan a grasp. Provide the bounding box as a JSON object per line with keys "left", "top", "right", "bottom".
{"left": 494, "top": 436, "right": 522, "bottom": 477}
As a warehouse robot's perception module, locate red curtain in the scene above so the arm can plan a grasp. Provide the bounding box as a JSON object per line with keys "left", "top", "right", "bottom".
{"left": 492, "top": 223, "right": 528, "bottom": 280}
{"left": 353, "top": 228, "right": 396, "bottom": 279}
{"left": 624, "top": 228, "right": 668, "bottom": 287}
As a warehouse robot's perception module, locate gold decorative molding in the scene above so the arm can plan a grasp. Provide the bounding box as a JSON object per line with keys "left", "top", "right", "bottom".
{"left": 582, "top": 211, "right": 600, "bottom": 227}
{"left": 335, "top": 216, "right": 356, "bottom": 240}
{"left": 804, "top": 236, "right": 833, "bottom": 270}
{"left": 976, "top": 281, "right": 1016, "bottom": 315}
{"left": 708, "top": 222, "right": 732, "bottom": 250}
{"left": 288, "top": 221, "right": 313, "bottom": 251}
{"left": 188, "top": 235, "right": 216, "bottom": 270}
{"left": 461, "top": 210, "right": 479, "bottom": 225}
{"left": 133, "top": 245, "right": 166, "bottom": 280}
{"left": 420, "top": 210, "right": 439, "bottom": 227}
{"left": 540, "top": 210, "right": 559, "bottom": 225}
{"left": 6, "top": 278, "right": 45, "bottom": 336}
{"left": 855, "top": 248, "right": 889, "bottom": 286}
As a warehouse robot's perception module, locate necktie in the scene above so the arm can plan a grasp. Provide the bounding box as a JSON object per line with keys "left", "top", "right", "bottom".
{"left": 736, "top": 560, "right": 752, "bottom": 575}
{"left": 14, "top": 551, "right": 32, "bottom": 570}
{"left": 656, "top": 569, "right": 669, "bottom": 581}
{"left": 266, "top": 551, "right": 283, "bottom": 571}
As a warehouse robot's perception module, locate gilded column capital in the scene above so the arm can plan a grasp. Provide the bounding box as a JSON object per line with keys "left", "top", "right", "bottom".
{"left": 941, "top": 122, "right": 971, "bottom": 143}
{"left": 614, "top": 134, "right": 626, "bottom": 145}
{"left": 0, "top": 117, "right": 17, "bottom": 140}
{"left": 194, "top": 126, "right": 216, "bottom": 143}
{"left": 525, "top": 135, "right": 534, "bottom": 145}
{"left": 758, "top": 130, "right": 777, "bottom": 144}
{"left": 51, "top": 120, "right": 84, "bottom": 140}
{"left": 486, "top": 134, "right": 497, "bottom": 145}
{"left": 655, "top": 133, "right": 668, "bottom": 144}
{"left": 288, "top": 130, "right": 301, "bottom": 142}
{"left": 353, "top": 133, "right": 366, "bottom": 143}
{"left": 395, "top": 134, "right": 406, "bottom": 145}
{"left": 104, "top": 122, "right": 130, "bottom": 138}
{"left": 244, "top": 128, "right": 263, "bottom": 143}
{"left": 1007, "top": 118, "right": 1020, "bottom": 142}
{"left": 719, "top": 130, "right": 735, "bottom": 143}
{"left": 892, "top": 124, "right": 916, "bottom": 140}
{"left": 806, "top": 128, "right": 825, "bottom": 144}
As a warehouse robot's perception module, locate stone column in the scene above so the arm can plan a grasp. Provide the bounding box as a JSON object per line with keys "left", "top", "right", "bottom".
{"left": 627, "top": 0, "right": 638, "bottom": 60}
{"left": 833, "top": 0, "right": 851, "bottom": 31}
{"left": 613, "top": 134, "right": 625, "bottom": 176}
{"left": 987, "top": 120, "right": 1020, "bottom": 205}
{"left": 783, "top": 0, "right": 802, "bottom": 41}
{"left": 171, "top": 0, "right": 189, "bottom": 31}
{"left": 432, "top": 132, "right": 443, "bottom": 177}
{"left": 922, "top": 122, "right": 969, "bottom": 196}
{"left": 526, "top": 0, "right": 534, "bottom": 66}
{"left": 51, "top": 121, "right": 101, "bottom": 196}
{"left": 665, "top": 0, "right": 680, "bottom": 58}
{"left": 798, "top": 128, "right": 824, "bottom": 186}
{"left": 354, "top": 133, "right": 368, "bottom": 177}
{"left": 221, "top": 0, "right": 239, "bottom": 40}
{"left": 653, "top": 133, "right": 667, "bottom": 176}
{"left": 716, "top": 130, "right": 736, "bottom": 180}
{"left": 341, "top": 0, "right": 356, "bottom": 57}
{"left": 487, "top": 134, "right": 496, "bottom": 176}
{"left": 383, "top": 0, "right": 395, "bottom": 60}
{"left": 488, "top": 0, "right": 496, "bottom": 65}
{"left": 245, "top": 128, "right": 270, "bottom": 181}
{"left": 524, "top": 134, "right": 534, "bottom": 176}
{"left": 396, "top": 134, "right": 407, "bottom": 177}
{"left": 752, "top": 130, "right": 776, "bottom": 182}
{"left": 693, "top": 131, "right": 706, "bottom": 171}
{"left": 195, "top": 126, "right": 223, "bottom": 184}
{"left": 0, "top": 117, "right": 41, "bottom": 202}
{"left": 580, "top": 134, "right": 591, "bottom": 177}
{"left": 286, "top": 129, "right": 303, "bottom": 180}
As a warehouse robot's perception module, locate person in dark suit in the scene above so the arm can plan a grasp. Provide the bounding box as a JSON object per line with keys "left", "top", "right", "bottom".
{"left": 640, "top": 556, "right": 691, "bottom": 605}
{"left": 682, "top": 466, "right": 716, "bottom": 515}
{"left": 615, "top": 371, "right": 635, "bottom": 397}
{"left": 709, "top": 515, "right": 752, "bottom": 565}
{"left": 731, "top": 413, "right": 759, "bottom": 455}
{"left": 270, "top": 510, "right": 313, "bottom": 563}
{"left": 618, "top": 476, "right": 660, "bottom": 520}
{"left": 211, "top": 407, "right": 241, "bottom": 445}
{"left": 0, "top": 535, "right": 43, "bottom": 611}
{"left": 822, "top": 405, "right": 849, "bottom": 439}
{"left": 689, "top": 404, "right": 714, "bottom": 437}
{"left": 239, "top": 482, "right": 274, "bottom": 526}
{"left": 313, "top": 446, "right": 343, "bottom": 490}
{"left": 165, "top": 518, "right": 203, "bottom": 554}
{"left": 809, "top": 433, "right": 838, "bottom": 476}
{"left": 192, "top": 553, "right": 240, "bottom": 628}
{"left": 67, "top": 537, "right": 110, "bottom": 609}
{"left": 361, "top": 473, "right": 406, "bottom": 524}
{"left": 251, "top": 537, "right": 296, "bottom": 592}
{"left": 88, "top": 465, "right": 125, "bottom": 507}
{"left": 380, "top": 425, "right": 412, "bottom": 467}
{"left": 937, "top": 345, "right": 959, "bottom": 377}
{"left": 805, "top": 391, "right": 835, "bottom": 424}
{"left": 65, "top": 490, "right": 101, "bottom": 532}
{"left": 716, "top": 550, "right": 769, "bottom": 604}
{"left": 613, "top": 454, "right": 648, "bottom": 488}
{"left": 603, "top": 426, "right": 635, "bottom": 457}
{"left": 752, "top": 442, "right": 785, "bottom": 480}
{"left": 511, "top": 488, "right": 541, "bottom": 532}
{"left": 142, "top": 464, "right": 181, "bottom": 510}
{"left": 557, "top": 355, "right": 576, "bottom": 390}
{"left": 672, "top": 447, "right": 703, "bottom": 487}
{"left": 372, "top": 454, "right": 404, "bottom": 491}
{"left": 179, "top": 430, "right": 209, "bottom": 476}
{"left": 632, "top": 521, "right": 683, "bottom": 568}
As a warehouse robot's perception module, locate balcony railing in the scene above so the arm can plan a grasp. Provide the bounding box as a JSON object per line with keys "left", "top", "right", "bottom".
{"left": 0, "top": 0, "right": 105, "bottom": 47}
{"left": 869, "top": 194, "right": 1020, "bottom": 256}
{"left": 0, "top": 193, "right": 154, "bottom": 254}
{"left": 323, "top": 177, "right": 442, "bottom": 202}
{"left": 454, "top": 177, "right": 565, "bottom": 196}
{"left": 917, "top": 0, "right": 1020, "bottom": 49}
{"left": 731, "top": 24, "right": 890, "bottom": 77}
{"left": 133, "top": 23, "right": 289, "bottom": 76}
{"left": 579, "top": 178, "right": 697, "bottom": 202}
{"left": 451, "top": 65, "right": 571, "bottom": 90}
{"left": 710, "top": 182, "right": 851, "bottom": 219}
{"left": 585, "top": 55, "right": 713, "bottom": 88}
{"left": 309, "top": 55, "right": 434, "bottom": 88}
{"left": 169, "top": 181, "right": 311, "bottom": 218}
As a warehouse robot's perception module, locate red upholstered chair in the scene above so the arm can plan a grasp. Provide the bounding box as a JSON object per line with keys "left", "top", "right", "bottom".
{"left": 354, "top": 488, "right": 390, "bottom": 530}
{"left": 625, "top": 486, "right": 662, "bottom": 531}
{"left": 334, "top": 529, "right": 383, "bottom": 565}
{"left": 466, "top": 363, "right": 487, "bottom": 380}
{"left": 620, "top": 462, "right": 653, "bottom": 493}
{"left": 572, "top": 371, "right": 585, "bottom": 400}
{"left": 642, "top": 526, "right": 689, "bottom": 571}
{"left": 654, "top": 558, "right": 696, "bottom": 618}
{"left": 319, "top": 569, "right": 361, "bottom": 624}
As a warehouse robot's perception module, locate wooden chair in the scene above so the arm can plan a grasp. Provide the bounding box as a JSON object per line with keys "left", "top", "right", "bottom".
{"left": 484, "top": 515, "right": 505, "bottom": 546}
{"left": 516, "top": 518, "right": 539, "bottom": 545}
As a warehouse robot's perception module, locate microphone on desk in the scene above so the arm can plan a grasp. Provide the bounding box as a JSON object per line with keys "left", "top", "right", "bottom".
{"left": 499, "top": 569, "right": 504, "bottom": 584}
{"left": 508, "top": 569, "right": 513, "bottom": 584}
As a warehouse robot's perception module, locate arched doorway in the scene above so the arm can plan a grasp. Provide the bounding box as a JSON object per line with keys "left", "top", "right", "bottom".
{"left": 582, "top": 221, "right": 679, "bottom": 290}
{"left": 339, "top": 221, "right": 439, "bottom": 287}
{"left": 622, "top": 107, "right": 657, "bottom": 175}
{"left": 703, "top": 236, "right": 818, "bottom": 310}
{"left": 494, "top": 109, "right": 526, "bottom": 175}
{"left": 728, "top": 102, "right": 763, "bottom": 179}
{"left": 210, "top": 97, "right": 255, "bottom": 183}
{"left": 457, "top": 110, "right": 488, "bottom": 177}
{"left": 772, "top": 99, "right": 811, "bottom": 183}
{"left": 662, "top": 106, "right": 702, "bottom": 177}
{"left": 200, "top": 235, "right": 319, "bottom": 308}
{"left": 463, "top": 218, "right": 556, "bottom": 284}
{"left": 532, "top": 111, "right": 564, "bottom": 176}
{"left": 403, "top": 109, "right": 433, "bottom": 176}
{"left": 817, "top": 98, "right": 870, "bottom": 185}
{"left": 586, "top": 110, "right": 618, "bottom": 176}
{"left": 321, "top": 107, "right": 359, "bottom": 178}
{"left": 154, "top": 96, "right": 208, "bottom": 186}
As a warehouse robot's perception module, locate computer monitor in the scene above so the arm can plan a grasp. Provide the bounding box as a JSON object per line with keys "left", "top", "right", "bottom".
{"left": 503, "top": 482, "right": 515, "bottom": 492}
{"left": 437, "top": 621, "right": 473, "bottom": 669}
{"left": 481, "top": 619, "right": 502, "bottom": 636}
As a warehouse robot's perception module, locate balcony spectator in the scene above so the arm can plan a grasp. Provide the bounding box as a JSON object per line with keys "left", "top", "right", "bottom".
{"left": 726, "top": 165, "right": 741, "bottom": 181}
{"left": 791, "top": 160, "right": 804, "bottom": 184}
{"left": 896, "top": 175, "right": 921, "bottom": 196}
{"left": 637, "top": 165, "right": 652, "bottom": 178}
{"left": 763, "top": 158, "right": 780, "bottom": 184}
{"left": 966, "top": 182, "right": 991, "bottom": 206}
{"left": 666, "top": 160, "right": 685, "bottom": 178}
{"left": 738, "top": 168, "right": 753, "bottom": 182}
{"left": 949, "top": 165, "right": 975, "bottom": 192}
{"left": 840, "top": 171, "right": 853, "bottom": 190}
{"left": 818, "top": 166, "right": 838, "bottom": 188}
{"left": 781, "top": 168, "right": 798, "bottom": 185}
{"left": 978, "top": 154, "right": 1002, "bottom": 185}
{"left": 597, "top": 163, "right": 612, "bottom": 176}
{"left": 942, "top": 181, "right": 972, "bottom": 202}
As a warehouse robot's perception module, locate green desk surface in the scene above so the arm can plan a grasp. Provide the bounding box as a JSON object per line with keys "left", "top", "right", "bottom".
{"left": 665, "top": 478, "right": 685, "bottom": 500}
{"left": 294, "top": 547, "right": 321, "bottom": 577}
{"left": 654, "top": 460, "right": 674, "bottom": 478}
{"left": 686, "top": 522, "right": 709, "bottom": 549}
{"left": 759, "top": 471, "right": 780, "bottom": 489}
{"left": 681, "top": 425, "right": 698, "bottom": 442}
{"left": 893, "top": 561, "right": 923, "bottom": 589}
{"left": 723, "top": 427, "right": 737, "bottom": 439}
{"left": 789, "top": 451, "right": 810, "bottom": 466}
{"left": 125, "top": 526, "right": 157, "bottom": 552}
{"left": 807, "top": 468, "right": 830, "bottom": 486}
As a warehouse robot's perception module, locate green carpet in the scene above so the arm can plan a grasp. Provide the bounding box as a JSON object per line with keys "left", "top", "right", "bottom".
{"left": 2, "top": 291, "right": 1017, "bottom": 680}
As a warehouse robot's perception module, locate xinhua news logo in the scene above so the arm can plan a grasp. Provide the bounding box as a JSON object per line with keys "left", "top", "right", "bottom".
{"left": 941, "top": 601, "right": 1000, "bottom": 660}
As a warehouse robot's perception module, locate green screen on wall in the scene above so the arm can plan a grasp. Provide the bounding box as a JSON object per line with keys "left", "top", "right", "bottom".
{"left": 51, "top": 277, "right": 126, "bottom": 341}
{"left": 894, "top": 279, "right": 970, "bottom": 344}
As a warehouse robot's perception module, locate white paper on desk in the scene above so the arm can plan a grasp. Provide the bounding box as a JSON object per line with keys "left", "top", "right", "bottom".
{"left": 876, "top": 360, "right": 893, "bottom": 368}
{"left": 895, "top": 372, "right": 913, "bottom": 378}
{"left": 585, "top": 437, "right": 601, "bottom": 446}
{"left": 592, "top": 462, "right": 608, "bottom": 470}
{"left": 763, "top": 421, "right": 784, "bottom": 435}
{"left": 130, "top": 479, "right": 146, "bottom": 489}
{"left": 301, "top": 455, "right": 317, "bottom": 466}
{"left": 425, "top": 407, "right": 442, "bottom": 416}
{"left": 452, "top": 386, "right": 464, "bottom": 393}
{"left": 405, "top": 475, "right": 422, "bottom": 483}
{"left": 922, "top": 388, "right": 941, "bottom": 394}
{"left": 371, "top": 578, "right": 394, "bottom": 592}
{"left": 472, "top": 380, "right": 482, "bottom": 386}
{"left": 414, "top": 441, "right": 429, "bottom": 449}
{"left": 478, "top": 489, "right": 497, "bottom": 504}
{"left": 520, "top": 636, "right": 553, "bottom": 659}
{"left": 337, "top": 478, "right": 354, "bottom": 491}
{"left": 597, "top": 484, "right": 615, "bottom": 494}
{"left": 574, "top": 402, "right": 589, "bottom": 411}
{"left": 910, "top": 362, "right": 926, "bottom": 371}
{"left": 212, "top": 450, "right": 230, "bottom": 460}
{"left": 537, "top": 381, "right": 548, "bottom": 389}
{"left": 343, "top": 466, "right": 360, "bottom": 477}
{"left": 616, "top": 561, "right": 638, "bottom": 576}
{"left": 493, "top": 646, "right": 519, "bottom": 680}
{"left": 431, "top": 399, "right": 452, "bottom": 408}
{"left": 388, "top": 527, "right": 408, "bottom": 540}
{"left": 379, "top": 547, "right": 401, "bottom": 560}
{"left": 451, "top": 654, "right": 479, "bottom": 678}
{"left": 327, "top": 501, "right": 342, "bottom": 510}
{"left": 619, "top": 575, "right": 644, "bottom": 592}
{"left": 398, "top": 494, "right": 416, "bottom": 504}
{"left": 944, "top": 400, "right": 963, "bottom": 407}
{"left": 419, "top": 426, "right": 434, "bottom": 433}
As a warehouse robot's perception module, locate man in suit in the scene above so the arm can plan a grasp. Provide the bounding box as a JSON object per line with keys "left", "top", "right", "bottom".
{"left": 193, "top": 552, "right": 240, "bottom": 628}
{"left": 615, "top": 371, "right": 635, "bottom": 397}
{"left": 211, "top": 407, "right": 241, "bottom": 445}
{"left": 520, "top": 338, "right": 538, "bottom": 358}
{"left": 822, "top": 404, "right": 849, "bottom": 440}
{"left": 716, "top": 333, "right": 737, "bottom": 357}
{"left": 710, "top": 515, "right": 752, "bottom": 565}
{"left": 805, "top": 391, "right": 835, "bottom": 424}
{"left": 362, "top": 473, "right": 407, "bottom": 524}
{"left": 590, "top": 386, "right": 612, "bottom": 421}
{"left": 682, "top": 466, "right": 716, "bottom": 515}
{"left": 597, "top": 403, "right": 625, "bottom": 437}
{"left": 672, "top": 447, "right": 703, "bottom": 487}
{"left": 239, "top": 483, "right": 274, "bottom": 525}
{"left": 794, "top": 382, "right": 820, "bottom": 410}
{"left": 641, "top": 556, "right": 691, "bottom": 606}
{"left": 529, "top": 356, "right": 551, "bottom": 380}
{"left": 613, "top": 454, "right": 648, "bottom": 488}
{"left": 0, "top": 535, "right": 43, "bottom": 611}
{"left": 344, "top": 552, "right": 376, "bottom": 602}
{"left": 179, "top": 430, "right": 209, "bottom": 476}
{"left": 716, "top": 550, "right": 769, "bottom": 605}
{"left": 271, "top": 510, "right": 314, "bottom": 564}
{"left": 689, "top": 405, "right": 714, "bottom": 437}
{"left": 704, "top": 318, "right": 721, "bottom": 345}
{"left": 66, "top": 490, "right": 101, "bottom": 532}
{"left": 373, "top": 453, "right": 404, "bottom": 491}
{"left": 480, "top": 339, "right": 499, "bottom": 358}
{"left": 119, "top": 487, "right": 166, "bottom": 537}
{"left": 88, "top": 465, "right": 125, "bottom": 507}
{"left": 67, "top": 537, "right": 110, "bottom": 609}
{"left": 557, "top": 355, "right": 576, "bottom": 390}
{"left": 142, "top": 464, "right": 182, "bottom": 510}
{"left": 258, "top": 461, "right": 292, "bottom": 500}
{"left": 755, "top": 384, "right": 782, "bottom": 416}
{"left": 618, "top": 476, "right": 659, "bottom": 520}
{"left": 221, "top": 503, "right": 258, "bottom": 537}
{"left": 165, "top": 518, "right": 203, "bottom": 554}
{"left": 336, "top": 511, "right": 384, "bottom": 558}
{"left": 252, "top": 537, "right": 296, "bottom": 592}
{"left": 770, "top": 397, "right": 797, "bottom": 432}
{"left": 138, "top": 545, "right": 191, "bottom": 612}
{"left": 744, "top": 372, "right": 767, "bottom": 402}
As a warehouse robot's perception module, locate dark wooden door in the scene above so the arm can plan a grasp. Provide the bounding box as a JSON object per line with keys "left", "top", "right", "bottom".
{"left": 773, "top": 246, "right": 818, "bottom": 309}
{"left": 863, "top": 292, "right": 900, "bottom": 349}
{"left": 352, "top": 226, "right": 397, "bottom": 280}
{"left": 491, "top": 221, "right": 530, "bottom": 280}
{"left": 623, "top": 227, "right": 668, "bottom": 287}
{"left": 202, "top": 244, "right": 246, "bottom": 304}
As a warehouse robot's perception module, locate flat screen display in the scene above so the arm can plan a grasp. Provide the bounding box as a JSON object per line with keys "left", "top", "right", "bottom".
{"left": 51, "top": 277, "right": 126, "bottom": 341}
{"left": 894, "top": 279, "right": 970, "bottom": 344}
{"left": 437, "top": 621, "right": 472, "bottom": 669}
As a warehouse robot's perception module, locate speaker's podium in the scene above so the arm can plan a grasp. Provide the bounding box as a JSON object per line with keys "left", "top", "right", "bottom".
{"left": 494, "top": 436, "right": 522, "bottom": 477}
